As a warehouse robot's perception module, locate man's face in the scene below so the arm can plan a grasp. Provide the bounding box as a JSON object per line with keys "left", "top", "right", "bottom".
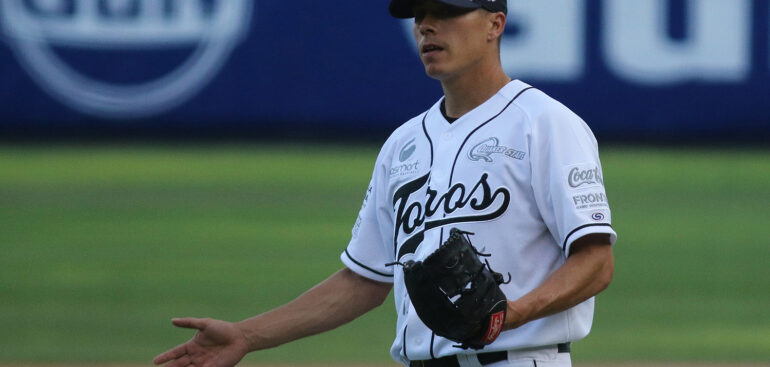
{"left": 412, "top": 1, "right": 492, "bottom": 80}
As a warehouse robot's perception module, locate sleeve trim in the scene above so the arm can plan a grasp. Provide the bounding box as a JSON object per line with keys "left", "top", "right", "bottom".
{"left": 562, "top": 223, "right": 614, "bottom": 252}
{"left": 344, "top": 249, "right": 393, "bottom": 278}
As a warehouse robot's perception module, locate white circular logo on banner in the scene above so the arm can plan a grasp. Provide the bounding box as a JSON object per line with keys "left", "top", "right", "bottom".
{"left": 0, "top": 0, "right": 252, "bottom": 118}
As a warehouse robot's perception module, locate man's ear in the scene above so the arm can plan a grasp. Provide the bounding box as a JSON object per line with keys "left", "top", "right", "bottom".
{"left": 488, "top": 12, "right": 506, "bottom": 42}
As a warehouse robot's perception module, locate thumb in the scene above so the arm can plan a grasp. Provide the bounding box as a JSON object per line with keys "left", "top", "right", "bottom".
{"left": 171, "top": 317, "right": 209, "bottom": 330}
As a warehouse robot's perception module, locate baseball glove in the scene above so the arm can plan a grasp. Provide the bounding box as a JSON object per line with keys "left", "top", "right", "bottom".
{"left": 400, "top": 228, "right": 509, "bottom": 350}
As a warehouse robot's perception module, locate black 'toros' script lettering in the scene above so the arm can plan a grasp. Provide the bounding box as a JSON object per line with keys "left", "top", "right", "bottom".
{"left": 392, "top": 173, "right": 510, "bottom": 259}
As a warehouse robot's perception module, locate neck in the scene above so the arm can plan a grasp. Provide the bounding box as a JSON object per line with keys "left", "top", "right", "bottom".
{"left": 440, "top": 58, "right": 511, "bottom": 119}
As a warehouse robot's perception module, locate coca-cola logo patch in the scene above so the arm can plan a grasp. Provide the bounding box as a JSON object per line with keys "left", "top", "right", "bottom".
{"left": 565, "top": 163, "right": 604, "bottom": 189}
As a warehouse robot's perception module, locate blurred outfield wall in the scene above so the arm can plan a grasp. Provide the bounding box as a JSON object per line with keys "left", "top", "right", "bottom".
{"left": 0, "top": 0, "right": 769, "bottom": 141}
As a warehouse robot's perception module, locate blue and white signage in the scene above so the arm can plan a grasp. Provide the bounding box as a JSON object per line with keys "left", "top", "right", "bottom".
{"left": 1, "top": 0, "right": 251, "bottom": 118}
{"left": 0, "top": 0, "right": 768, "bottom": 140}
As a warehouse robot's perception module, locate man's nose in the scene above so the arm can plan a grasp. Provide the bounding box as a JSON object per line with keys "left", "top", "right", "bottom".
{"left": 416, "top": 17, "right": 437, "bottom": 35}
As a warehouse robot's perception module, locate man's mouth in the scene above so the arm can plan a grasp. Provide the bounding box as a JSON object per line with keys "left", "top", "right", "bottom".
{"left": 421, "top": 44, "right": 444, "bottom": 55}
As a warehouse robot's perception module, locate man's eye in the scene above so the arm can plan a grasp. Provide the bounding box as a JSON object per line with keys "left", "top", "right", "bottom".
{"left": 438, "top": 7, "right": 469, "bottom": 19}
{"left": 414, "top": 6, "right": 468, "bottom": 22}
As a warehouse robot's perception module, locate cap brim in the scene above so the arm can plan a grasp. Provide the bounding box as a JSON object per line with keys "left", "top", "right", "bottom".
{"left": 389, "top": 0, "right": 482, "bottom": 19}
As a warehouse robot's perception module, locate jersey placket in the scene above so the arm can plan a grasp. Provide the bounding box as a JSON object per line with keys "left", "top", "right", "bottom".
{"left": 402, "top": 104, "right": 493, "bottom": 360}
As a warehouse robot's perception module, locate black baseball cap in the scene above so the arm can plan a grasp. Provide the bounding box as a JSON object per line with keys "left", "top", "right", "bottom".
{"left": 389, "top": 0, "right": 507, "bottom": 19}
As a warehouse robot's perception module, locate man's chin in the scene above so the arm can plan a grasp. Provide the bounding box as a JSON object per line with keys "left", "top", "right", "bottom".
{"left": 424, "top": 66, "right": 451, "bottom": 81}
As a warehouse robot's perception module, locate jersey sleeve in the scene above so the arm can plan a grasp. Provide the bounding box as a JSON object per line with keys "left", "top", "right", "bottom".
{"left": 527, "top": 95, "right": 618, "bottom": 256}
{"left": 340, "top": 146, "right": 395, "bottom": 283}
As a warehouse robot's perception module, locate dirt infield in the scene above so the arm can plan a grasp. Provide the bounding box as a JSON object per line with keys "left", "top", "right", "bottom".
{"left": 2, "top": 365, "right": 769, "bottom": 367}
{"left": 596, "top": 366, "right": 766, "bottom": 367}
{"left": 2, "top": 364, "right": 769, "bottom": 367}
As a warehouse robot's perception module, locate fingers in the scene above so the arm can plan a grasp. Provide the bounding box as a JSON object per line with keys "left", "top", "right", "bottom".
{"left": 172, "top": 317, "right": 209, "bottom": 330}
{"left": 154, "top": 318, "right": 212, "bottom": 366}
{"left": 163, "top": 354, "right": 191, "bottom": 367}
{"left": 153, "top": 342, "right": 188, "bottom": 365}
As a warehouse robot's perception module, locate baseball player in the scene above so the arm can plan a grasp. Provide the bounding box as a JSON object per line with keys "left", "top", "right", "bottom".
{"left": 153, "top": 1, "right": 616, "bottom": 367}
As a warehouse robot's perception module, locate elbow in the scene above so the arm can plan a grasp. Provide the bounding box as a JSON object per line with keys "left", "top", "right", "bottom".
{"left": 595, "top": 255, "right": 614, "bottom": 293}
{"left": 373, "top": 290, "right": 390, "bottom": 308}
{"left": 359, "top": 283, "right": 392, "bottom": 312}
{"left": 370, "top": 281, "right": 393, "bottom": 307}
{"left": 348, "top": 269, "right": 392, "bottom": 309}
{"left": 598, "top": 267, "right": 613, "bottom": 293}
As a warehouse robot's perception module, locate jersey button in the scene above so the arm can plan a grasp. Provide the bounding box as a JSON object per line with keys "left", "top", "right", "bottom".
{"left": 441, "top": 132, "right": 453, "bottom": 141}
{"left": 414, "top": 338, "right": 423, "bottom": 345}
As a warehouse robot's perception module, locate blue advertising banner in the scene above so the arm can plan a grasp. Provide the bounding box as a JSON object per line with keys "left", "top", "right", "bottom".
{"left": 0, "top": 0, "right": 768, "bottom": 141}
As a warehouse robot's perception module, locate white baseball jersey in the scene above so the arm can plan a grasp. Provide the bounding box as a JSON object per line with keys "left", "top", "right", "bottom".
{"left": 341, "top": 80, "right": 617, "bottom": 364}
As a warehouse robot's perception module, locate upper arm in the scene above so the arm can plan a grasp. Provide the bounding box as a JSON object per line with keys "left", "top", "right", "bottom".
{"left": 569, "top": 233, "right": 612, "bottom": 257}
{"left": 339, "top": 268, "right": 393, "bottom": 308}
{"left": 525, "top": 94, "right": 617, "bottom": 256}
{"left": 341, "top": 143, "right": 396, "bottom": 283}
{"left": 568, "top": 234, "right": 614, "bottom": 289}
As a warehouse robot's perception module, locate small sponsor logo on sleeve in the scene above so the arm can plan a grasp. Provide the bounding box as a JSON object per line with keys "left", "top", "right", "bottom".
{"left": 565, "top": 163, "right": 604, "bottom": 189}
{"left": 591, "top": 212, "right": 605, "bottom": 221}
{"left": 572, "top": 191, "right": 610, "bottom": 211}
{"left": 352, "top": 215, "right": 363, "bottom": 239}
{"left": 360, "top": 185, "right": 373, "bottom": 209}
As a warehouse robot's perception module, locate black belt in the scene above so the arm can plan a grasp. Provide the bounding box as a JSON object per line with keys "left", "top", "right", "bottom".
{"left": 409, "top": 343, "right": 570, "bottom": 367}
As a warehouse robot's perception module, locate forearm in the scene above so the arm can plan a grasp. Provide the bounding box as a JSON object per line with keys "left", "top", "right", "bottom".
{"left": 503, "top": 234, "right": 614, "bottom": 330}
{"left": 235, "top": 268, "right": 392, "bottom": 351}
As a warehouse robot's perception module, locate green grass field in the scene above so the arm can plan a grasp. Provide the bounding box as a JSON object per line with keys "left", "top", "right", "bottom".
{"left": 1, "top": 144, "right": 768, "bottom": 364}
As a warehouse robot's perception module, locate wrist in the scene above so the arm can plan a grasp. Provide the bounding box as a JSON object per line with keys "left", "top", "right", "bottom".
{"left": 503, "top": 300, "right": 528, "bottom": 331}
{"left": 235, "top": 319, "right": 268, "bottom": 352}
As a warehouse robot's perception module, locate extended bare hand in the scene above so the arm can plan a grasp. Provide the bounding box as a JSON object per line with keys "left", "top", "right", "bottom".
{"left": 153, "top": 318, "right": 250, "bottom": 367}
